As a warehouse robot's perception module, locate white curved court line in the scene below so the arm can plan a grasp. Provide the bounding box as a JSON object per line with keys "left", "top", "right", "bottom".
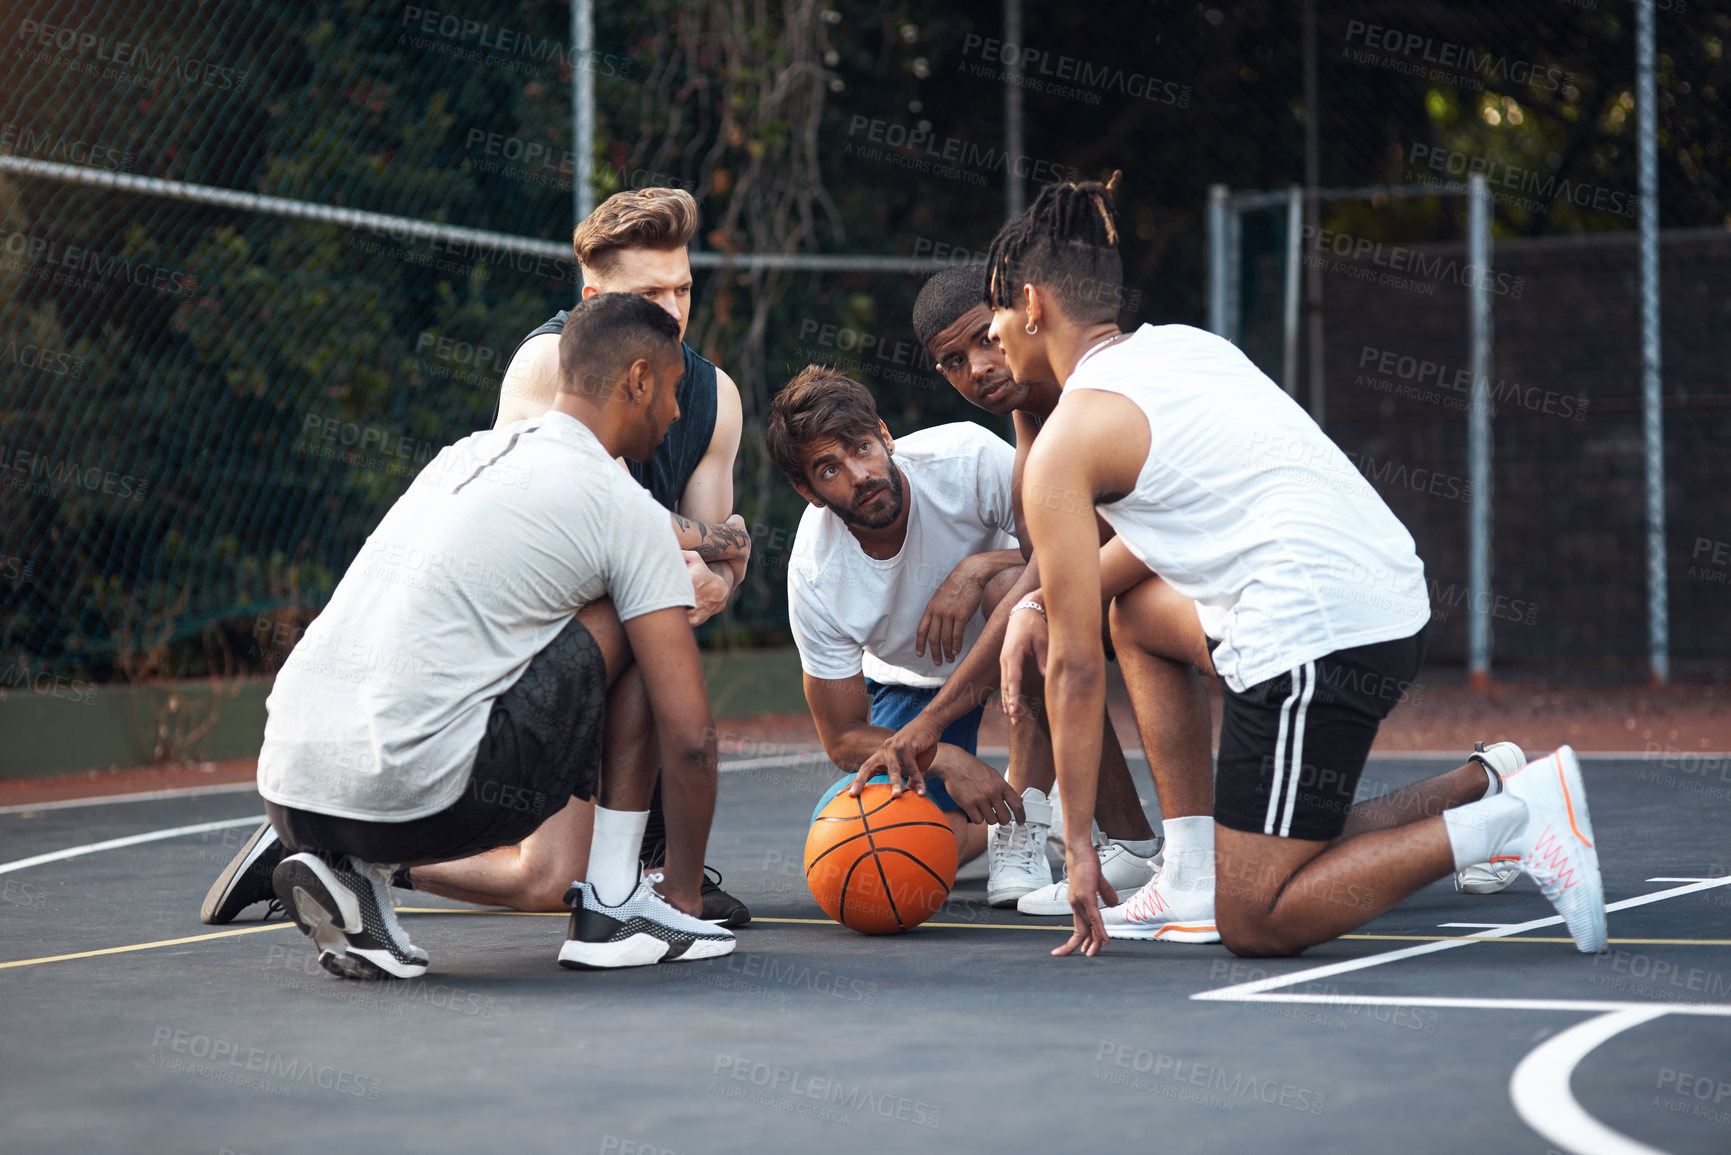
{"left": 1509, "top": 1007, "right": 1673, "bottom": 1155}
{"left": 0, "top": 816, "right": 265, "bottom": 875}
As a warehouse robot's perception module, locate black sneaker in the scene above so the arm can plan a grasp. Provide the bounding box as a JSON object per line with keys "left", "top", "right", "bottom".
{"left": 701, "top": 866, "right": 751, "bottom": 928}
{"left": 272, "top": 852, "right": 430, "bottom": 980}
{"left": 558, "top": 874, "right": 735, "bottom": 969}
{"left": 200, "top": 822, "right": 286, "bottom": 925}
{"left": 641, "top": 837, "right": 751, "bottom": 928}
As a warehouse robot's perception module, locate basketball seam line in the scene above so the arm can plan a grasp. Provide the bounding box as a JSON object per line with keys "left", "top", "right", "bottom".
{"left": 806, "top": 821, "right": 953, "bottom": 870}
{"left": 857, "top": 791, "right": 905, "bottom": 930}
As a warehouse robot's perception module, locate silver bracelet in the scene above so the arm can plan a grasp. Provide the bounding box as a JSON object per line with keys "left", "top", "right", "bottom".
{"left": 1011, "top": 599, "right": 1047, "bottom": 620}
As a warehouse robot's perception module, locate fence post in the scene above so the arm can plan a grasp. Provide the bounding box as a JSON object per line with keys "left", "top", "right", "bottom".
{"left": 1467, "top": 172, "right": 1493, "bottom": 690}
{"left": 1637, "top": 0, "right": 1669, "bottom": 684}
{"left": 1208, "top": 184, "right": 1230, "bottom": 339}
{"left": 572, "top": 0, "right": 594, "bottom": 226}
{"left": 1281, "top": 185, "right": 1304, "bottom": 395}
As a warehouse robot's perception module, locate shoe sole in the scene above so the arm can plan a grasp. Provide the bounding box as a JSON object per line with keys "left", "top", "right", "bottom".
{"left": 557, "top": 932, "right": 736, "bottom": 970}
{"left": 987, "top": 885, "right": 1044, "bottom": 908}
{"left": 1018, "top": 896, "right": 1106, "bottom": 916}
{"left": 1455, "top": 857, "right": 1521, "bottom": 895}
{"left": 199, "top": 823, "right": 279, "bottom": 925}
{"left": 1102, "top": 921, "right": 1222, "bottom": 943}
{"left": 273, "top": 857, "right": 428, "bottom": 980}
{"left": 1542, "top": 746, "right": 1607, "bottom": 953}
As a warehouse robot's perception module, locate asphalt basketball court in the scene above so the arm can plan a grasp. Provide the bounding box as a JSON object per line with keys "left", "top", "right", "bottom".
{"left": 3, "top": 749, "right": 1727, "bottom": 1154}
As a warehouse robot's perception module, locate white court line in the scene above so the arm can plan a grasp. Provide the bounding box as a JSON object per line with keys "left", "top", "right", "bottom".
{"left": 718, "top": 752, "right": 833, "bottom": 771}
{"left": 1647, "top": 877, "right": 1715, "bottom": 883}
{"left": 1196, "top": 992, "right": 1731, "bottom": 1018}
{"left": 1509, "top": 1008, "right": 1674, "bottom": 1155}
{"left": 0, "top": 754, "right": 830, "bottom": 815}
{"left": 0, "top": 781, "right": 259, "bottom": 815}
{"left": 0, "top": 817, "right": 265, "bottom": 875}
{"left": 1438, "top": 922, "right": 1513, "bottom": 928}
{"left": 1194, "top": 875, "right": 1731, "bottom": 1002}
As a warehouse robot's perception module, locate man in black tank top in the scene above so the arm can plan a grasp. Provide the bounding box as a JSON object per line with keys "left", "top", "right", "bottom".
{"left": 423, "top": 189, "right": 751, "bottom": 926}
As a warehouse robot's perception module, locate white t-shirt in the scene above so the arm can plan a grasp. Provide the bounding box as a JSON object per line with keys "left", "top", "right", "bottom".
{"left": 258, "top": 412, "right": 694, "bottom": 822}
{"left": 788, "top": 423, "right": 1019, "bottom": 689}
{"left": 1071, "top": 324, "right": 1430, "bottom": 693}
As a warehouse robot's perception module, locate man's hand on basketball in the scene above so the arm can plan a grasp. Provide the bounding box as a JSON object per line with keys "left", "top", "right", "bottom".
{"left": 683, "top": 550, "right": 729, "bottom": 625}
{"left": 1053, "top": 840, "right": 1118, "bottom": 958}
{"left": 851, "top": 717, "right": 942, "bottom": 800}
{"left": 916, "top": 563, "right": 986, "bottom": 665}
{"left": 999, "top": 602, "right": 1048, "bottom": 724}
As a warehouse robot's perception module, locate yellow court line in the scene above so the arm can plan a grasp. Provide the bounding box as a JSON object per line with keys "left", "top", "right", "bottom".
{"left": 3, "top": 915, "right": 1724, "bottom": 972}
{"left": 404, "top": 912, "right": 1731, "bottom": 945}
{"left": 0, "top": 922, "right": 296, "bottom": 970}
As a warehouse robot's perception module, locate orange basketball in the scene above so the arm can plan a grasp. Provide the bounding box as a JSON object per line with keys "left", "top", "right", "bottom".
{"left": 804, "top": 783, "right": 958, "bottom": 934}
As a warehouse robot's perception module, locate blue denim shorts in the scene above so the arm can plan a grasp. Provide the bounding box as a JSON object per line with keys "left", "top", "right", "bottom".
{"left": 810, "top": 679, "right": 984, "bottom": 821}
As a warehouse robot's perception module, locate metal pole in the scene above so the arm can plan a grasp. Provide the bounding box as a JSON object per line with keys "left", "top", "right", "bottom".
{"left": 1302, "top": 0, "right": 1325, "bottom": 427}
{"left": 573, "top": 0, "right": 595, "bottom": 227}
{"left": 1208, "top": 184, "right": 1230, "bottom": 338}
{"left": 1467, "top": 173, "right": 1494, "bottom": 689}
{"left": 1004, "top": 0, "right": 1024, "bottom": 219}
{"left": 1637, "top": 0, "right": 1669, "bottom": 683}
{"left": 1226, "top": 200, "right": 1242, "bottom": 345}
{"left": 1281, "top": 185, "right": 1303, "bottom": 394}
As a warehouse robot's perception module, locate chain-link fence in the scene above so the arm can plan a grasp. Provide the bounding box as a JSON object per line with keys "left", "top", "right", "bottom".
{"left": 2, "top": 0, "right": 1728, "bottom": 692}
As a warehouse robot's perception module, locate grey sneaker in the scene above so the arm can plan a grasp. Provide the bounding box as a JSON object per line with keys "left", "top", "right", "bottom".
{"left": 558, "top": 872, "right": 736, "bottom": 969}
{"left": 201, "top": 822, "right": 286, "bottom": 924}
{"left": 272, "top": 853, "right": 429, "bottom": 980}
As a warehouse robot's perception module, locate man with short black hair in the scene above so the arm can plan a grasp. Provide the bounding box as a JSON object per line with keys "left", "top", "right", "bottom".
{"left": 205, "top": 189, "right": 753, "bottom": 929}
{"left": 890, "top": 261, "right": 1171, "bottom": 919}
{"left": 258, "top": 293, "right": 734, "bottom": 977}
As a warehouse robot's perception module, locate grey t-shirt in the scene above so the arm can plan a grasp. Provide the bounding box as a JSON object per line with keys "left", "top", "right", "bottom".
{"left": 258, "top": 412, "right": 694, "bottom": 822}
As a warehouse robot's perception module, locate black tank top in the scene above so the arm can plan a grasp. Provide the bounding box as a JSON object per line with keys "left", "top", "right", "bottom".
{"left": 496, "top": 310, "right": 720, "bottom": 513}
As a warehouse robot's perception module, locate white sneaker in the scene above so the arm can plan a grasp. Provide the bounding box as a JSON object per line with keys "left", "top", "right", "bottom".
{"left": 558, "top": 872, "right": 736, "bottom": 969}
{"left": 1502, "top": 746, "right": 1607, "bottom": 953}
{"left": 986, "top": 787, "right": 1054, "bottom": 907}
{"left": 1016, "top": 833, "right": 1161, "bottom": 915}
{"left": 1454, "top": 741, "right": 1526, "bottom": 894}
{"left": 1101, "top": 872, "right": 1220, "bottom": 943}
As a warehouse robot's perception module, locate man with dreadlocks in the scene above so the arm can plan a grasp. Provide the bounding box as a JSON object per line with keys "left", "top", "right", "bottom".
{"left": 987, "top": 178, "right": 1606, "bottom": 960}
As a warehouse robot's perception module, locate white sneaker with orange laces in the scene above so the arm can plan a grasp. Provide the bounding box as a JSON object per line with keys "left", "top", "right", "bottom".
{"left": 1501, "top": 746, "right": 1607, "bottom": 953}
{"left": 1100, "top": 870, "right": 1219, "bottom": 943}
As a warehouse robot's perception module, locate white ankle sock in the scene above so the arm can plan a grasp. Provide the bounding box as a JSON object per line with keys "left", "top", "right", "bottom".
{"left": 1160, "top": 816, "right": 1215, "bottom": 890}
{"left": 588, "top": 806, "right": 649, "bottom": 906}
{"left": 1442, "top": 794, "right": 1528, "bottom": 870}
{"left": 1111, "top": 837, "right": 1161, "bottom": 858}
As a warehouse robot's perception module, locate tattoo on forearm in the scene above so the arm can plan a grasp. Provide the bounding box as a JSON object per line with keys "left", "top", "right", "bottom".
{"left": 674, "top": 514, "right": 751, "bottom": 562}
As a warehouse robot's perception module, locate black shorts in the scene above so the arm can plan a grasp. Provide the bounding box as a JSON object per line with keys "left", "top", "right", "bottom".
{"left": 268, "top": 614, "right": 609, "bottom": 866}
{"left": 1213, "top": 628, "right": 1426, "bottom": 842}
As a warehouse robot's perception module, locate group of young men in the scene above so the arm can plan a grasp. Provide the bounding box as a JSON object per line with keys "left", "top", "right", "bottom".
{"left": 206, "top": 180, "right": 1606, "bottom": 980}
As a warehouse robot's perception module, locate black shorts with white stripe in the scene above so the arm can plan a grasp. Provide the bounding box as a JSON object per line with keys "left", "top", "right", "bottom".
{"left": 1212, "top": 627, "right": 1427, "bottom": 842}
